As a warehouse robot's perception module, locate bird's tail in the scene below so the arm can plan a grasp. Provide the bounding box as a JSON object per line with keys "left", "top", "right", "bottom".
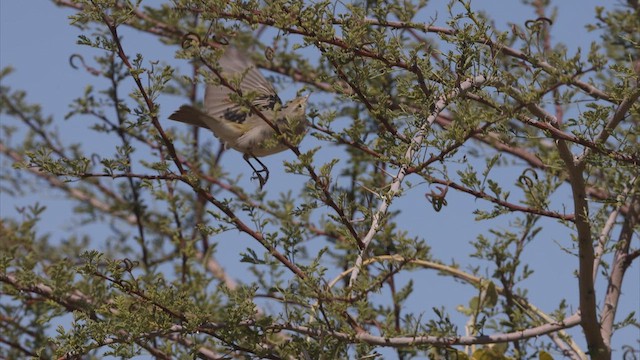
{"left": 168, "top": 105, "right": 244, "bottom": 146}
{"left": 168, "top": 105, "right": 210, "bottom": 129}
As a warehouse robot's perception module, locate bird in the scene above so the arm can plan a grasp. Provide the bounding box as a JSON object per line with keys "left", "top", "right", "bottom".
{"left": 168, "top": 47, "right": 310, "bottom": 187}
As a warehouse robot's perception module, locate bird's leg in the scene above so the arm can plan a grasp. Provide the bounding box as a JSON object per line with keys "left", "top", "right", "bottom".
{"left": 243, "top": 154, "right": 269, "bottom": 188}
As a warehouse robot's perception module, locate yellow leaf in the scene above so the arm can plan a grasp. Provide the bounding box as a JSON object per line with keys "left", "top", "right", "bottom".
{"left": 539, "top": 350, "right": 554, "bottom": 360}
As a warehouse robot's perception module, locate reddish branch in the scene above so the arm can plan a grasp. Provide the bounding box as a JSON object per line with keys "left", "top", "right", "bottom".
{"left": 1, "top": 273, "right": 583, "bottom": 350}
{"left": 88, "top": 1, "right": 308, "bottom": 280}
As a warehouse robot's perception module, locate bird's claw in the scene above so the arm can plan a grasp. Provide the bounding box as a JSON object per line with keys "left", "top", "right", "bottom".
{"left": 251, "top": 168, "right": 269, "bottom": 189}
{"left": 244, "top": 154, "right": 270, "bottom": 189}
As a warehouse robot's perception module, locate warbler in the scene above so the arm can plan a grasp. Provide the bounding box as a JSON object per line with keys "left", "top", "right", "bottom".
{"left": 168, "top": 47, "right": 309, "bottom": 187}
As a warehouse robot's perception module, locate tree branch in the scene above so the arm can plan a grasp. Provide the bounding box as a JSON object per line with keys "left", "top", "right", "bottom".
{"left": 348, "top": 75, "right": 489, "bottom": 288}
{"left": 600, "top": 192, "right": 640, "bottom": 348}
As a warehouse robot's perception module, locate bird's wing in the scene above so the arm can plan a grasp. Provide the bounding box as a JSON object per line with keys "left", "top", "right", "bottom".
{"left": 235, "top": 119, "right": 282, "bottom": 156}
{"left": 205, "top": 47, "right": 282, "bottom": 125}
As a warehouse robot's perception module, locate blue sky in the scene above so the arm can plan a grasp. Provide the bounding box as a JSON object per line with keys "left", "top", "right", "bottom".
{"left": 1, "top": 0, "right": 637, "bottom": 358}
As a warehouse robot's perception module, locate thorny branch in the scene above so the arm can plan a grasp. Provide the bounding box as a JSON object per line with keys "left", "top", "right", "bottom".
{"left": 2, "top": 1, "right": 636, "bottom": 358}
{"left": 348, "top": 75, "right": 490, "bottom": 288}
{"left": 89, "top": 1, "right": 308, "bottom": 280}
{"left": 1, "top": 263, "right": 583, "bottom": 351}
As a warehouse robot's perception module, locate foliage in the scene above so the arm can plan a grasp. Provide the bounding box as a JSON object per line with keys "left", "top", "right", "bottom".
{"left": 1, "top": 0, "right": 638, "bottom": 359}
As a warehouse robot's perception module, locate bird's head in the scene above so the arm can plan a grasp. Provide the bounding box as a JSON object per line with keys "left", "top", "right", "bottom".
{"left": 285, "top": 94, "right": 310, "bottom": 117}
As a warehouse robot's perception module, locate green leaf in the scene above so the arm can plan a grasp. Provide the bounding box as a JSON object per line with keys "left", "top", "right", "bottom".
{"left": 485, "top": 281, "right": 498, "bottom": 308}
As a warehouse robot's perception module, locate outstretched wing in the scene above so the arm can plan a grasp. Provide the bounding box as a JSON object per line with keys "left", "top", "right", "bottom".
{"left": 204, "top": 47, "right": 281, "bottom": 125}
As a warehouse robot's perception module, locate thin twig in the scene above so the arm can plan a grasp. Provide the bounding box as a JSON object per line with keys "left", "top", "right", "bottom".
{"left": 348, "top": 75, "right": 489, "bottom": 288}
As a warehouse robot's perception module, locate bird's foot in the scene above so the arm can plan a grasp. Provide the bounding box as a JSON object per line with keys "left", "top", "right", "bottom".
{"left": 251, "top": 168, "right": 269, "bottom": 189}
